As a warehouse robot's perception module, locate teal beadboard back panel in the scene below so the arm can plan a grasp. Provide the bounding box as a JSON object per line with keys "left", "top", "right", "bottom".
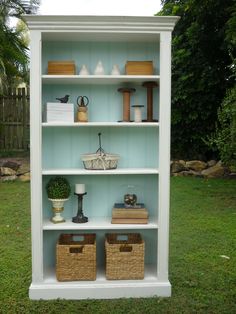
{"left": 42, "top": 174, "right": 158, "bottom": 220}
{"left": 42, "top": 84, "right": 159, "bottom": 122}
{"left": 41, "top": 40, "right": 160, "bottom": 271}
{"left": 42, "top": 41, "right": 160, "bottom": 75}
{"left": 42, "top": 127, "right": 159, "bottom": 169}
{"left": 43, "top": 229, "right": 157, "bottom": 269}
{"left": 41, "top": 41, "right": 160, "bottom": 122}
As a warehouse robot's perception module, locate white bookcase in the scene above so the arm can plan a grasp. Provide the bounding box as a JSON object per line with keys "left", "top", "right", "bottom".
{"left": 25, "top": 15, "right": 179, "bottom": 300}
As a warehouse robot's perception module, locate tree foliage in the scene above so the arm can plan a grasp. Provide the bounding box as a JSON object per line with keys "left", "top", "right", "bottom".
{"left": 207, "top": 86, "right": 236, "bottom": 167}
{"left": 158, "top": 0, "right": 235, "bottom": 159}
{"left": 0, "top": 0, "right": 39, "bottom": 92}
{"left": 206, "top": 3, "right": 236, "bottom": 167}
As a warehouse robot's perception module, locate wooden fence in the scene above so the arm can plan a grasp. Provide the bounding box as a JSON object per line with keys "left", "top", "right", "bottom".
{"left": 0, "top": 87, "right": 30, "bottom": 151}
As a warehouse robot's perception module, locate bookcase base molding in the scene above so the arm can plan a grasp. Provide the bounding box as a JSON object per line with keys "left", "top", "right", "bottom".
{"left": 29, "top": 281, "right": 171, "bottom": 300}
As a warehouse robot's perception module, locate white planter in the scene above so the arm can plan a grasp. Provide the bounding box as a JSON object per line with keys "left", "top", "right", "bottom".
{"left": 49, "top": 198, "right": 68, "bottom": 223}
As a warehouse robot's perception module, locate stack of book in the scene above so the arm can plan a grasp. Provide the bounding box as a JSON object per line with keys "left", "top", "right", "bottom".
{"left": 111, "top": 203, "right": 148, "bottom": 224}
{"left": 46, "top": 102, "right": 74, "bottom": 123}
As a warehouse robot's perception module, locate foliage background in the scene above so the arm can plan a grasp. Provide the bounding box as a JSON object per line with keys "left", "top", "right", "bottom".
{"left": 159, "top": 0, "right": 236, "bottom": 161}
{"left": 0, "top": 0, "right": 39, "bottom": 92}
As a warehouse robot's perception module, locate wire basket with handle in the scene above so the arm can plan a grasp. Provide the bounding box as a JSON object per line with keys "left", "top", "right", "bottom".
{"left": 81, "top": 133, "right": 120, "bottom": 170}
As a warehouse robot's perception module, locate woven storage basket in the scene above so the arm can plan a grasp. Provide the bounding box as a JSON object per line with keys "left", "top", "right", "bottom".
{"left": 105, "top": 233, "right": 145, "bottom": 280}
{"left": 56, "top": 233, "right": 96, "bottom": 281}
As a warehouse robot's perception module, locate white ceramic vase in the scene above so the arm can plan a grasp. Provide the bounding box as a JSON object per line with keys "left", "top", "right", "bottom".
{"left": 111, "top": 64, "right": 121, "bottom": 75}
{"left": 94, "top": 60, "right": 105, "bottom": 75}
{"left": 79, "top": 64, "right": 90, "bottom": 75}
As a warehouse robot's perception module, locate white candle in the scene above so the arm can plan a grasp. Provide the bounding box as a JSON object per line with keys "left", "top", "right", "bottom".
{"left": 132, "top": 105, "right": 144, "bottom": 123}
{"left": 75, "top": 184, "right": 85, "bottom": 194}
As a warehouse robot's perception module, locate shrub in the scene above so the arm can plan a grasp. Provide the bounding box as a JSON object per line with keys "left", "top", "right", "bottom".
{"left": 207, "top": 86, "right": 236, "bottom": 167}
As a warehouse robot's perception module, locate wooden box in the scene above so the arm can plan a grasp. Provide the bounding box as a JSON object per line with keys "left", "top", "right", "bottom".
{"left": 125, "top": 61, "right": 153, "bottom": 75}
{"left": 56, "top": 233, "right": 96, "bottom": 281}
{"left": 105, "top": 233, "right": 145, "bottom": 280}
{"left": 48, "top": 61, "right": 76, "bottom": 75}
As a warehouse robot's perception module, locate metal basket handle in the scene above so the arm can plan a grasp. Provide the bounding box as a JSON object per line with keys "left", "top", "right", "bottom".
{"left": 96, "top": 132, "right": 106, "bottom": 155}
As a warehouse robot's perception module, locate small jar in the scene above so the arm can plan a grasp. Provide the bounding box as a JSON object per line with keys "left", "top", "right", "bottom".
{"left": 77, "top": 106, "right": 88, "bottom": 122}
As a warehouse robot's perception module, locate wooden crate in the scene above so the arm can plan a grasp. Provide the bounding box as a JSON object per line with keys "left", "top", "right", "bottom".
{"left": 56, "top": 233, "right": 96, "bottom": 281}
{"left": 48, "top": 61, "right": 76, "bottom": 75}
{"left": 125, "top": 61, "right": 153, "bottom": 75}
{"left": 105, "top": 233, "right": 145, "bottom": 280}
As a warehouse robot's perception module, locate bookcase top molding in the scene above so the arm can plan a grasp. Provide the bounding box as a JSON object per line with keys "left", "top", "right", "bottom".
{"left": 24, "top": 15, "right": 180, "bottom": 33}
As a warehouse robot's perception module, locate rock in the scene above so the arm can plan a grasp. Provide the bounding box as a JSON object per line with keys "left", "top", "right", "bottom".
{"left": 2, "top": 160, "right": 20, "bottom": 171}
{"left": 179, "top": 160, "right": 186, "bottom": 166}
{"left": 186, "top": 160, "right": 207, "bottom": 172}
{"left": 173, "top": 170, "right": 202, "bottom": 177}
{"left": 16, "top": 163, "right": 30, "bottom": 175}
{"left": 1, "top": 175, "right": 17, "bottom": 182}
{"left": 228, "top": 173, "right": 236, "bottom": 179}
{"left": 18, "top": 172, "right": 30, "bottom": 182}
{"left": 201, "top": 162, "right": 225, "bottom": 178}
{"left": 0, "top": 167, "right": 16, "bottom": 176}
{"left": 207, "top": 160, "right": 217, "bottom": 167}
{"left": 171, "top": 161, "right": 186, "bottom": 173}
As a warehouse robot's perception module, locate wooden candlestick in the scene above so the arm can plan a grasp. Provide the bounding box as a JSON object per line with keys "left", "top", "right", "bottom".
{"left": 72, "top": 192, "right": 88, "bottom": 223}
{"left": 142, "top": 81, "right": 158, "bottom": 122}
{"left": 118, "top": 87, "right": 136, "bottom": 122}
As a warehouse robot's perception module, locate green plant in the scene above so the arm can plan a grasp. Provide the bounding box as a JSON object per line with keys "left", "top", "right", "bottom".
{"left": 46, "top": 176, "right": 71, "bottom": 199}
{"left": 206, "top": 86, "right": 236, "bottom": 168}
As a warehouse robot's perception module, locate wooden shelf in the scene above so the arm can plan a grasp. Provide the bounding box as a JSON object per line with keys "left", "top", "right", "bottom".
{"left": 42, "top": 168, "right": 159, "bottom": 175}
{"left": 42, "top": 75, "right": 160, "bottom": 85}
{"left": 44, "top": 264, "right": 158, "bottom": 283}
{"left": 42, "top": 122, "right": 159, "bottom": 127}
{"left": 43, "top": 217, "right": 158, "bottom": 230}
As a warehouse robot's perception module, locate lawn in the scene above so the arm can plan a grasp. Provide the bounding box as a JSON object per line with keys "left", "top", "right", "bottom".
{"left": 0, "top": 177, "right": 235, "bottom": 313}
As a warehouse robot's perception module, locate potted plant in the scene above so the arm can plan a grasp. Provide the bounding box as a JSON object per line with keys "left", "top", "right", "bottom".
{"left": 46, "top": 176, "right": 71, "bottom": 223}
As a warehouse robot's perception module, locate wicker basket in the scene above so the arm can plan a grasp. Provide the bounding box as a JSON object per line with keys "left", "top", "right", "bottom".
{"left": 56, "top": 233, "right": 96, "bottom": 281}
{"left": 105, "top": 233, "right": 145, "bottom": 280}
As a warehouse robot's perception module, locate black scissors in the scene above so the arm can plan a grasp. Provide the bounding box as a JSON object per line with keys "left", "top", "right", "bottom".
{"left": 77, "top": 96, "right": 89, "bottom": 107}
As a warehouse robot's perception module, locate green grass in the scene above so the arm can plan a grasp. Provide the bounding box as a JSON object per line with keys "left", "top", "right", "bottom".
{"left": 0, "top": 178, "right": 235, "bottom": 313}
